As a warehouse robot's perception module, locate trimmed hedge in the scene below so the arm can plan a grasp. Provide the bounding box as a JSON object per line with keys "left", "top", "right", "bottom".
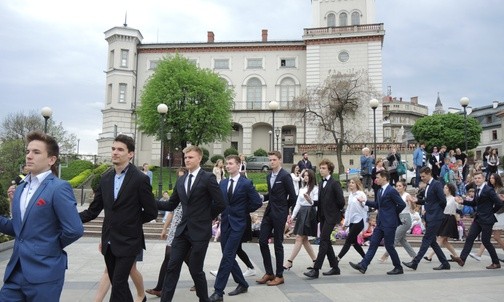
{"left": 68, "top": 169, "right": 92, "bottom": 188}
{"left": 60, "top": 160, "right": 94, "bottom": 180}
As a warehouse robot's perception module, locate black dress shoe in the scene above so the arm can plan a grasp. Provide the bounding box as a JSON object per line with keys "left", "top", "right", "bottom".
{"left": 433, "top": 263, "right": 450, "bottom": 270}
{"left": 423, "top": 256, "right": 432, "bottom": 262}
{"left": 228, "top": 285, "right": 248, "bottom": 296}
{"left": 349, "top": 262, "right": 366, "bottom": 274}
{"left": 386, "top": 267, "right": 404, "bottom": 275}
{"left": 402, "top": 261, "right": 418, "bottom": 270}
{"left": 209, "top": 292, "right": 224, "bottom": 302}
{"left": 303, "top": 269, "right": 319, "bottom": 279}
{"left": 322, "top": 267, "right": 341, "bottom": 276}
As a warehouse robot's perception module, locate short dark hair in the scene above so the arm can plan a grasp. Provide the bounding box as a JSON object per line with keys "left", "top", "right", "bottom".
{"left": 445, "top": 183, "right": 457, "bottom": 196}
{"left": 319, "top": 158, "right": 335, "bottom": 174}
{"left": 302, "top": 152, "right": 308, "bottom": 156}
{"left": 268, "top": 150, "right": 282, "bottom": 160}
{"left": 377, "top": 170, "right": 390, "bottom": 180}
{"left": 226, "top": 154, "right": 241, "bottom": 164}
{"left": 419, "top": 166, "right": 431, "bottom": 175}
{"left": 114, "top": 134, "right": 135, "bottom": 152}
{"left": 27, "top": 131, "right": 59, "bottom": 174}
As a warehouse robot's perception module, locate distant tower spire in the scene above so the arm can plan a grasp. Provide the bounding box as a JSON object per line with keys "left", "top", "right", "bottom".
{"left": 123, "top": 11, "right": 128, "bottom": 27}
{"left": 433, "top": 92, "right": 445, "bottom": 115}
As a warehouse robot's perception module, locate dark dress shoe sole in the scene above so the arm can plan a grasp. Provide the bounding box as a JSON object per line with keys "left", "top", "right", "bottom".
{"left": 402, "top": 262, "right": 417, "bottom": 270}
{"left": 433, "top": 265, "right": 450, "bottom": 270}
{"left": 228, "top": 286, "right": 248, "bottom": 296}
{"left": 386, "top": 269, "right": 404, "bottom": 275}
{"left": 349, "top": 262, "right": 366, "bottom": 274}
{"left": 486, "top": 264, "right": 501, "bottom": 269}
{"left": 322, "top": 270, "right": 341, "bottom": 276}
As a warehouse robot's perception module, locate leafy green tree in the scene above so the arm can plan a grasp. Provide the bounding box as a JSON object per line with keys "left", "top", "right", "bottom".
{"left": 224, "top": 147, "right": 238, "bottom": 157}
{"left": 411, "top": 113, "right": 482, "bottom": 151}
{"left": 137, "top": 54, "right": 234, "bottom": 150}
{"left": 253, "top": 148, "right": 268, "bottom": 157}
{"left": 292, "top": 70, "right": 378, "bottom": 173}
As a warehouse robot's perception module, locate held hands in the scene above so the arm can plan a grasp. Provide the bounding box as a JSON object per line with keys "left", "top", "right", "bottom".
{"left": 7, "top": 184, "right": 16, "bottom": 202}
{"left": 455, "top": 196, "right": 464, "bottom": 204}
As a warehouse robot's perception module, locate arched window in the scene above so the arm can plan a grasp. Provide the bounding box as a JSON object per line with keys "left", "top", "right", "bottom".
{"left": 246, "top": 78, "right": 262, "bottom": 109}
{"left": 279, "top": 77, "right": 296, "bottom": 108}
{"left": 327, "top": 13, "right": 336, "bottom": 27}
{"left": 339, "top": 12, "right": 348, "bottom": 26}
{"left": 351, "top": 12, "right": 360, "bottom": 25}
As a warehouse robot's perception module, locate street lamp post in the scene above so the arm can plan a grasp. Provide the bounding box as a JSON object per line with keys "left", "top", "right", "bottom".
{"left": 41, "top": 107, "right": 53, "bottom": 133}
{"left": 268, "top": 130, "right": 272, "bottom": 151}
{"left": 460, "top": 97, "right": 470, "bottom": 153}
{"left": 268, "top": 100, "right": 279, "bottom": 150}
{"left": 167, "top": 131, "right": 173, "bottom": 190}
{"left": 369, "top": 99, "right": 379, "bottom": 159}
{"left": 157, "top": 103, "right": 168, "bottom": 199}
{"left": 275, "top": 127, "right": 280, "bottom": 151}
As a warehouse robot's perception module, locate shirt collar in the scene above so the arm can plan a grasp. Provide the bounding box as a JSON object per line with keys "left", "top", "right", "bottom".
{"left": 229, "top": 174, "right": 240, "bottom": 183}
{"left": 381, "top": 183, "right": 389, "bottom": 190}
{"left": 189, "top": 166, "right": 201, "bottom": 178}
{"left": 26, "top": 170, "right": 52, "bottom": 185}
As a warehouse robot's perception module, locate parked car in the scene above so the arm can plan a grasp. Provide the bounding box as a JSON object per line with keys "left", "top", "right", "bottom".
{"left": 400, "top": 160, "right": 416, "bottom": 186}
{"left": 246, "top": 156, "right": 270, "bottom": 171}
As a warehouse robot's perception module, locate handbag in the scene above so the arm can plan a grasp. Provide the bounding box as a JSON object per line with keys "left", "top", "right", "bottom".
{"left": 387, "top": 160, "right": 398, "bottom": 172}
{"left": 396, "top": 162, "right": 406, "bottom": 176}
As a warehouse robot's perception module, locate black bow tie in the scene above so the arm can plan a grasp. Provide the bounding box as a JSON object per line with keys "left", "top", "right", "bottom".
{"left": 322, "top": 178, "right": 327, "bottom": 182}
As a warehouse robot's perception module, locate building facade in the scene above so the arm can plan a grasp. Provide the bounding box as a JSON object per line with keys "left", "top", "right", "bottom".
{"left": 469, "top": 101, "right": 504, "bottom": 159}
{"left": 97, "top": 0, "right": 385, "bottom": 166}
{"left": 382, "top": 96, "right": 429, "bottom": 144}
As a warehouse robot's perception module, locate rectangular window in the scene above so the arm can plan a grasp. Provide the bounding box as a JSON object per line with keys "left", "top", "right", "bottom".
{"left": 247, "top": 58, "right": 263, "bottom": 69}
{"left": 109, "top": 50, "right": 114, "bottom": 69}
{"left": 280, "top": 58, "right": 296, "bottom": 68}
{"left": 120, "top": 49, "right": 129, "bottom": 68}
{"left": 188, "top": 59, "right": 198, "bottom": 66}
{"left": 107, "top": 84, "right": 112, "bottom": 104}
{"left": 118, "top": 83, "right": 127, "bottom": 103}
{"left": 149, "top": 60, "right": 159, "bottom": 70}
{"left": 214, "top": 59, "right": 230, "bottom": 69}
{"left": 492, "top": 130, "right": 498, "bottom": 140}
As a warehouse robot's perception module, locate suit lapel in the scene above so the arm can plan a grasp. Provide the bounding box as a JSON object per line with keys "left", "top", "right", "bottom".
{"left": 20, "top": 174, "right": 53, "bottom": 231}
{"left": 12, "top": 181, "right": 27, "bottom": 229}
{"left": 187, "top": 169, "right": 204, "bottom": 198}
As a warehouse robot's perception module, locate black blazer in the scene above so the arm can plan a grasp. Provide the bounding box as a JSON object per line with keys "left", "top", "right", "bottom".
{"left": 157, "top": 169, "right": 226, "bottom": 242}
{"left": 463, "top": 184, "right": 503, "bottom": 225}
{"left": 315, "top": 177, "right": 345, "bottom": 225}
{"left": 263, "top": 168, "right": 297, "bottom": 219}
{"left": 415, "top": 178, "right": 446, "bottom": 223}
{"left": 80, "top": 163, "right": 158, "bottom": 257}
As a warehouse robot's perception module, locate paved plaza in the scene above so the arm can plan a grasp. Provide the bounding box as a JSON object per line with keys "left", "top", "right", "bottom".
{"left": 1, "top": 236, "right": 503, "bottom": 301}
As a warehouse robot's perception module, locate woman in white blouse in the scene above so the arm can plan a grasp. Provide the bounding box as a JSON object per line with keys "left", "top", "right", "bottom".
{"left": 379, "top": 180, "right": 417, "bottom": 262}
{"left": 283, "top": 169, "right": 319, "bottom": 270}
{"left": 290, "top": 164, "right": 302, "bottom": 197}
{"left": 337, "top": 177, "right": 368, "bottom": 261}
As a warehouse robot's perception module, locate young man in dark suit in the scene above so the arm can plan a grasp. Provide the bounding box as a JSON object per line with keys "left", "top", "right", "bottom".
{"left": 209, "top": 155, "right": 263, "bottom": 302}
{"left": 256, "top": 151, "right": 297, "bottom": 286}
{"left": 156, "top": 145, "right": 226, "bottom": 302}
{"left": 304, "top": 158, "right": 345, "bottom": 278}
{"left": 403, "top": 166, "right": 450, "bottom": 271}
{"left": 1, "top": 131, "right": 84, "bottom": 301}
{"left": 79, "top": 134, "right": 158, "bottom": 302}
{"left": 452, "top": 171, "right": 503, "bottom": 269}
{"left": 349, "top": 170, "right": 406, "bottom": 275}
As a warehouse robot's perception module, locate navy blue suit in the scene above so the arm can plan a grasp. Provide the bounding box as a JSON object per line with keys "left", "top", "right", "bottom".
{"left": 460, "top": 184, "right": 503, "bottom": 264}
{"left": 360, "top": 184, "right": 405, "bottom": 270}
{"left": 213, "top": 176, "right": 262, "bottom": 296}
{"left": 259, "top": 168, "right": 297, "bottom": 277}
{"left": 411, "top": 178, "right": 448, "bottom": 266}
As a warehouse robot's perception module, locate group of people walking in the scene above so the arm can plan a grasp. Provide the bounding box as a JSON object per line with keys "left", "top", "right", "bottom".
{"left": 1, "top": 131, "right": 503, "bottom": 302}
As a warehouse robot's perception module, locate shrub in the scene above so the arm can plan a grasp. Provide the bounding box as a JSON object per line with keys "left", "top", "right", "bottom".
{"left": 0, "top": 182, "right": 10, "bottom": 217}
{"left": 61, "top": 160, "right": 94, "bottom": 180}
{"left": 253, "top": 148, "right": 268, "bottom": 157}
{"left": 224, "top": 147, "right": 239, "bottom": 157}
{"left": 255, "top": 183, "right": 268, "bottom": 192}
{"left": 210, "top": 155, "right": 225, "bottom": 164}
{"left": 93, "top": 164, "right": 110, "bottom": 175}
{"left": 68, "top": 169, "right": 93, "bottom": 188}
{"left": 201, "top": 147, "right": 209, "bottom": 165}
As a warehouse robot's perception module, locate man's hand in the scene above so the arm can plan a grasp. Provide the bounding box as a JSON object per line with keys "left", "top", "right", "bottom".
{"left": 7, "top": 184, "right": 16, "bottom": 202}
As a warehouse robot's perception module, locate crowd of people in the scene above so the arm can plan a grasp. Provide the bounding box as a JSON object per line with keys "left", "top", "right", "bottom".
{"left": 1, "top": 132, "right": 503, "bottom": 301}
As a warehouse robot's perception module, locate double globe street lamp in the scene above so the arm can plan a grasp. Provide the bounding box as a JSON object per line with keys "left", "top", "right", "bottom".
{"left": 41, "top": 107, "right": 53, "bottom": 133}
{"left": 369, "top": 99, "right": 379, "bottom": 159}
{"left": 459, "top": 97, "right": 470, "bottom": 153}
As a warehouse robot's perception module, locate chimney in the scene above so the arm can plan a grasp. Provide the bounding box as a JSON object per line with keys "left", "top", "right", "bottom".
{"left": 410, "top": 96, "right": 418, "bottom": 104}
{"left": 207, "top": 31, "right": 214, "bottom": 43}
{"left": 262, "top": 29, "right": 268, "bottom": 42}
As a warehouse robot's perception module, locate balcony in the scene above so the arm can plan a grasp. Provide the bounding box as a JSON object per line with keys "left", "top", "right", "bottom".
{"left": 303, "top": 23, "right": 384, "bottom": 38}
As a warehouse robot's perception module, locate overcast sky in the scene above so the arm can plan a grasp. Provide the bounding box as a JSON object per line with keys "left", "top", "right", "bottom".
{"left": 1, "top": 0, "right": 503, "bottom": 154}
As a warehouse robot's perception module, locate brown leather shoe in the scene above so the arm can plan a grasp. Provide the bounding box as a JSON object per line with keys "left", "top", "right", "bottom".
{"left": 486, "top": 263, "right": 501, "bottom": 269}
{"left": 145, "top": 288, "right": 162, "bottom": 297}
{"left": 450, "top": 255, "right": 465, "bottom": 267}
{"left": 255, "top": 274, "right": 275, "bottom": 284}
{"left": 266, "top": 276, "right": 284, "bottom": 286}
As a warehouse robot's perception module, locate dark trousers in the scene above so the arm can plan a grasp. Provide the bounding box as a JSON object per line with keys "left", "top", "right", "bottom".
{"left": 460, "top": 221, "right": 499, "bottom": 264}
{"left": 361, "top": 225, "right": 402, "bottom": 269}
{"left": 237, "top": 243, "right": 254, "bottom": 269}
{"left": 412, "top": 219, "right": 448, "bottom": 265}
{"left": 259, "top": 214, "right": 287, "bottom": 277}
{"left": 389, "top": 172, "right": 399, "bottom": 186}
{"left": 338, "top": 220, "right": 365, "bottom": 259}
{"left": 314, "top": 219, "right": 338, "bottom": 270}
{"left": 104, "top": 246, "right": 136, "bottom": 302}
{"left": 214, "top": 227, "right": 248, "bottom": 295}
{"left": 161, "top": 231, "right": 210, "bottom": 302}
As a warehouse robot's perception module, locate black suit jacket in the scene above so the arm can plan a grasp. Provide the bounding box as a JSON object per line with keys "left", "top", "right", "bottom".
{"left": 415, "top": 178, "right": 446, "bottom": 223}
{"left": 316, "top": 177, "right": 345, "bottom": 225}
{"left": 263, "top": 168, "right": 297, "bottom": 219}
{"left": 157, "top": 168, "right": 226, "bottom": 242}
{"left": 80, "top": 163, "right": 158, "bottom": 257}
{"left": 463, "top": 184, "right": 503, "bottom": 225}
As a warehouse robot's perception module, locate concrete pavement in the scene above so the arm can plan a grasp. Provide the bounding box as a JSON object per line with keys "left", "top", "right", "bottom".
{"left": 1, "top": 236, "right": 504, "bottom": 301}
